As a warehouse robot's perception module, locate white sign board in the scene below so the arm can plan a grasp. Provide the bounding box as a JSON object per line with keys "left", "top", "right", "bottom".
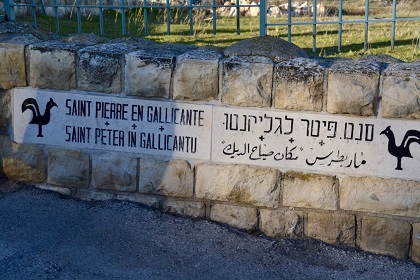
{"left": 13, "top": 88, "right": 213, "bottom": 160}
{"left": 212, "top": 107, "right": 420, "bottom": 181}
{"left": 12, "top": 88, "right": 420, "bottom": 181}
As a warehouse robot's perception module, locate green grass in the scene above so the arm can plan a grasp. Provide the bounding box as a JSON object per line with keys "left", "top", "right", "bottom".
{"left": 18, "top": 4, "right": 420, "bottom": 62}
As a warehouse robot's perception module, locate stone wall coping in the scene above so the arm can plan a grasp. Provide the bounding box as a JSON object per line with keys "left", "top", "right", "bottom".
{"left": 1, "top": 33, "right": 417, "bottom": 73}
{"left": 383, "top": 61, "right": 420, "bottom": 75}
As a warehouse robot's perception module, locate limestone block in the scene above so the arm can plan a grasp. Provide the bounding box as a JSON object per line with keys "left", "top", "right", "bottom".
{"left": 210, "top": 203, "right": 258, "bottom": 231}
{"left": 221, "top": 56, "right": 273, "bottom": 107}
{"left": 381, "top": 62, "right": 420, "bottom": 119}
{"left": 0, "top": 90, "right": 11, "bottom": 132}
{"left": 75, "top": 189, "right": 117, "bottom": 201}
{"left": 28, "top": 42, "right": 81, "bottom": 90}
{"left": 0, "top": 34, "right": 39, "bottom": 89}
{"left": 173, "top": 47, "right": 223, "bottom": 101}
{"left": 274, "top": 58, "right": 324, "bottom": 111}
{"left": 282, "top": 172, "right": 338, "bottom": 210}
{"left": 307, "top": 212, "right": 355, "bottom": 246}
{"left": 0, "top": 135, "right": 45, "bottom": 182}
{"left": 139, "top": 157, "right": 193, "bottom": 198}
{"left": 327, "top": 60, "right": 381, "bottom": 116}
{"left": 195, "top": 163, "right": 280, "bottom": 207}
{"left": 125, "top": 44, "right": 197, "bottom": 98}
{"left": 77, "top": 43, "right": 139, "bottom": 93}
{"left": 412, "top": 223, "right": 420, "bottom": 263}
{"left": 0, "top": 43, "right": 26, "bottom": 89}
{"left": 239, "top": 0, "right": 250, "bottom": 14}
{"left": 92, "top": 152, "right": 137, "bottom": 192}
{"left": 360, "top": 216, "right": 410, "bottom": 259}
{"left": 162, "top": 199, "right": 206, "bottom": 218}
{"left": 340, "top": 176, "right": 420, "bottom": 217}
{"left": 47, "top": 147, "right": 89, "bottom": 188}
{"left": 116, "top": 193, "right": 161, "bottom": 208}
{"left": 249, "top": 2, "right": 260, "bottom": 17}
{"left": 260, "top": 209, "right": 303, "bottom": 238}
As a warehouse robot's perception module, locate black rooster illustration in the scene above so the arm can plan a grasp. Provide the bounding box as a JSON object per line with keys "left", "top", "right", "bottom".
{"left": 380, "top": 126, "right": 420, "bottom": 170}
{"left": 22, "top": 98, "right": 57, "bottom": 137}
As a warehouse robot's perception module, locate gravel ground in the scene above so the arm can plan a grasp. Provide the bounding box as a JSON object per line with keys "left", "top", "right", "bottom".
{"left": 0, "top": 179, "right": 419, "bottom": 280}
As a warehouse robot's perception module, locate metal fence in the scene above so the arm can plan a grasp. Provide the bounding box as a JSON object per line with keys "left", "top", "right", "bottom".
{"left": 2, "top": 0, "right": 258, "bottom": 36}
{"left": 0, "top": 1, "right": 5, "bottom": 22}
{"left": 2, "top": 0, "right": 420, "bottom": 52}
{"left": 265, "top": 0, "right": 420, "bottom": 52}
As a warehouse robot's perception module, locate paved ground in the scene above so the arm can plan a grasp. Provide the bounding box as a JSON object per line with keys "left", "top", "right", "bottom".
{"left": 1, "top": 179, "right": 420, "bottom": 279}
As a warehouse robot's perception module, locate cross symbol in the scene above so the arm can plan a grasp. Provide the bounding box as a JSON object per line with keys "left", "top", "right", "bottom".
{"left": 259, "top": 135, "right": 265, "bottom": 141}
{"left": 289, "top": 138, "right": 295, "bottom": 143}
{"left": 319, "top": 140, "right": 325, "bottom": 146}
{"left": 132, "top": 124, "right": 137, "bottom": 129}
{"left": 159, "top": 126, "right": 165, "bottom": 132}
{"left": 105, "top": 121, "right": 110, "bottom": 127}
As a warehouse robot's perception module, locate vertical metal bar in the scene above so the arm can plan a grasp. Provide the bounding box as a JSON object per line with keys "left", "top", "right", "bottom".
{"left": 338, "top": 0, "right": 343, "bottom": 52}
{"left": 287, "top": 0, "right": 292, "bottom": 42}
{"left": 364, "top": 0, "right": 369, "bottom": 51}
{"left": 391, "top": 0, "right": 397, "bottom": 50}
{"left": 76, "top": 0, "right": 82, "bottom": 33}
{"left": 212, "top": 0, "right": 217, "bottom": 35}
{"left": 259, "top": 0, "right": 266, "bottom": 36}
{"left": 143, "top": 0, "right": 148, "bottom": 35}
{"left": 166, "top": 0, "right": 170, "bottom": 35}
{"left": 5, "top": 0, "right": 16, "bottom": 21}
{"left": 99, "top": 0, "right": 104, "bottom": 35}
{"left": 39, "top": 0, "right": 46, "bottom": 15}
{"left": 54, "top": 0, "right": 59, "bottom": 33}
{"left": 121, "top": 0, "right": 126, "bottom": 36}
{"left": 189, "top": 0, "right": 193, "bottom": 35}
{"left": 236, "top": 0, "right": 240, "bottom": 35}
{"left": 312, "top": 0, "right": 317, "bottom": 53}
{"left": 30, "top": 0, "right": 37, "bottom": 29}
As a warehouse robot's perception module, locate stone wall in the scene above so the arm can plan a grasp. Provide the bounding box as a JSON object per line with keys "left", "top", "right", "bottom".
{"left": 1, "top": 32, "right": 420, "bottom": 264}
